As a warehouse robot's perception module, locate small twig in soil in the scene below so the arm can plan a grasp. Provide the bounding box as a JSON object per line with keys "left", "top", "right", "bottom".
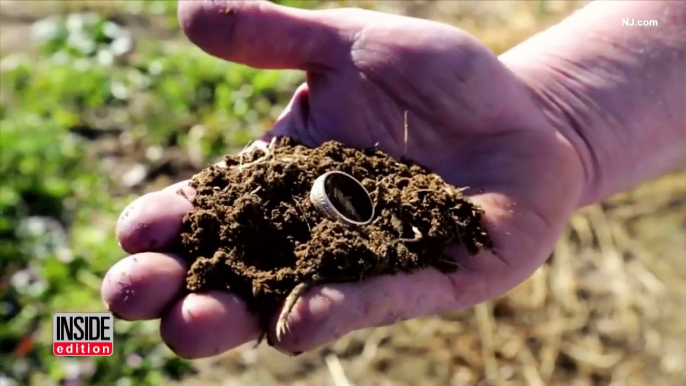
{"left": 237, "top": 140, "right": 255, "bottom": 169}
{"left": 445, "top": 186, "right": 469, "bottom": 196}
{"left": 293, "top": 199, "right": 311, "bottom": 231}
{"left": 275, "top": 274, "right": 362, "bottom": 342}
{"left": 399, "top": 225, "right": 423, "bottom": 243}
{"left": 251, "top": 186, "right": 262, "bottom": 195}
{"left": 237, "top": 137, "right": 278, "bottom": 171}
{"left": 276, "top": 281, "right": 316, "bottom": 341}
{"left": 454, "top": 228, "right": 472, "bottom": 257}
{"left": 275, "top": 154, "right": 308, "bottom": 163}
{"left": 403, "top": 110, "right": 409, "bottom": 157}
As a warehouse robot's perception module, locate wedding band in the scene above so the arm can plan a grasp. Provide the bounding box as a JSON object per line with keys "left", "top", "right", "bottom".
{"left": 310, "top": 171, "right": 374, "bottom": 226}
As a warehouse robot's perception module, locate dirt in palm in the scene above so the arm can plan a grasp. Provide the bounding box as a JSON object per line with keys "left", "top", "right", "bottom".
{"left": 179, "top": 136, "right": 492, "bottom": 338}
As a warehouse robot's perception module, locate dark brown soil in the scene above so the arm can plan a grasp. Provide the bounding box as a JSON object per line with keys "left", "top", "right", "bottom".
{"left": 179, "top": 137, "right": 492, "bottom": 336}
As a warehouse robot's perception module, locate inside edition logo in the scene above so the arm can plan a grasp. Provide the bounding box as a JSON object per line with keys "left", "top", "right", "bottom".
{"left": 53, "top": 313, "right": 113, "bottom": 356}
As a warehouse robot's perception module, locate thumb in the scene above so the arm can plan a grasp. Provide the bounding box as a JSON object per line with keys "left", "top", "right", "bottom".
{"left": 177, "top": 0, "right": 363, "bottom": 71}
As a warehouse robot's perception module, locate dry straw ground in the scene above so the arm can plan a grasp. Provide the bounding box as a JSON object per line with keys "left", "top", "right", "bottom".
{"left": 171, "top": 2, "right": 686, "bottom": 386}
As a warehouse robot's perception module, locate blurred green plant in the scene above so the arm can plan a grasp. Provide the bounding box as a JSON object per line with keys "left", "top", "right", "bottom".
{"left": 0, "top": 5, "right": 304, "bottom": 385}
{"left": 32, "top": 12, "right": 133, "bottom": 65}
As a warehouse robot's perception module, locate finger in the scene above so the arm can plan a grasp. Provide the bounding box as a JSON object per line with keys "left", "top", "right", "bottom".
{"left": 160, "top": 291, "right": 261, "bottom": 359}
{"left": 101, "top": 252, "right": 187, "bottom": 321}
{"left": 268, "top": 248, "right": 519, "bottom": 354}
{"left": 116, "top": 189, "right": 194, "bottom": 254}
{"left": 177, "top": 0, "right": 364, "bottom": 71}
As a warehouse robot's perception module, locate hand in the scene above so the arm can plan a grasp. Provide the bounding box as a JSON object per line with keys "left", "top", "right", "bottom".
{"left": 102, "top": 0, "right": 584, "bottom": 358}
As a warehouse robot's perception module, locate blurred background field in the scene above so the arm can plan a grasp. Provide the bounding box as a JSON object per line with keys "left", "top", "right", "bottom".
{"left": 0, "top": 1, "right": 684, "bottom": 385}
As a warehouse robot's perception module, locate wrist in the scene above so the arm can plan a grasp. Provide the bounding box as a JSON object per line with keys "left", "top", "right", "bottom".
{"left": 504, "top": 62, "right": 602, "bottom": 209}
{"left": 500, "top": 0, "right": 686, "bottom": 208}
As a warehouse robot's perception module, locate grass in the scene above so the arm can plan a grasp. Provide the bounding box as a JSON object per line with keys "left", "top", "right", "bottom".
{"left": 1, "top": 1, "right": 684, "bottom": 385}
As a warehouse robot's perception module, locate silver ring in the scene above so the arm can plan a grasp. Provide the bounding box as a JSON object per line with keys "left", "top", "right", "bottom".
{"left": 310, "top": 171, "right": 374, "bottom": 226}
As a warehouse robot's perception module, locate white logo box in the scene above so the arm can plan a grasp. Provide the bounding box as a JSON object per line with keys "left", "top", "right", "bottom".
{"left": 53, "top": 312, "right": 114, "bottom": 356}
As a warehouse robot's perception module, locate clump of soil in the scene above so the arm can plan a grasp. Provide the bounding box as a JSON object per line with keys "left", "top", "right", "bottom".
{"left": 179, "top": 136, "right": 492, "bottom": 340}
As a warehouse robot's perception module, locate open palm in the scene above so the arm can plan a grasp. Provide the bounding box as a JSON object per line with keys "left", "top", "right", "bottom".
{"left": 102, "top": 0, "right": 584, "bottom": 357}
